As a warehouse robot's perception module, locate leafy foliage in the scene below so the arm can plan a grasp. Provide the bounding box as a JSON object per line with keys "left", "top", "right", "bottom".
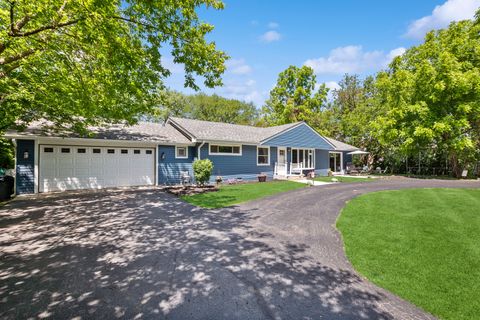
{"left": 0, "top": 138, "right": 14, "bottom": 169}
{"left": 192, "top": 159, "right": 213, "bottom": 186}
{"left": 0, "top": 0, "right": 227, "bottom": 133}
{"left": 374, "top": 16, "right": 480, "bottom": 176}
{"left": 261, "top": 66, "right": 328, "bottom": 125}
{"left": 152, "top": 90, "right": 259, "bottom": 125}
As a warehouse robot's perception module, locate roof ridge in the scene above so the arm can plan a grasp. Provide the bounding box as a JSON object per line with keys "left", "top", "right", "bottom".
{"left": 169, "top": 116, "right": 301, "bottom": 131}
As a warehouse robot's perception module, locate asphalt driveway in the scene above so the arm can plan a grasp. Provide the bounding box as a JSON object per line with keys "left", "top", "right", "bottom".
{"left": 1, "top": 178, "right": 478, "bottom": 319}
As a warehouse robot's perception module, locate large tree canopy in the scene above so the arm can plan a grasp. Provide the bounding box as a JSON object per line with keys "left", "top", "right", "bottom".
{"left": 261, "top": 65, "right": 328, "bottom": 125}
{"left": 0, "top": 0, "right": 227, "bottom": 133}
{"left": 152, "top": 90, "right": 258, "bottom": 125}
{"left": 374, "top": 14, "right": 480, "bottom": 176}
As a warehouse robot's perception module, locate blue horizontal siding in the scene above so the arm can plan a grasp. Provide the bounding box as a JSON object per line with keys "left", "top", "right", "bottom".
{"left": 262, "top": 123, "right": 333, "bottom": 149}
{"left": 201, "top": 144, "right": 275, "bottom": 179}
{"left": 16, "top": 139, "right": 35, "bottom": 194}
{"left": 158, "top": 146, "right": 195, "bottom": 185}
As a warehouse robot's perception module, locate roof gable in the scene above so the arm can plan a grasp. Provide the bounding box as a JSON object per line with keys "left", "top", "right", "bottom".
{"left": 324, "top": 137, "right": 359, "bottom": 151}
{"left": 168, "top": 117, "right": 300, "bottom": 144}
{"left": 261, "top": 122, "right": 334, "bottom": 150}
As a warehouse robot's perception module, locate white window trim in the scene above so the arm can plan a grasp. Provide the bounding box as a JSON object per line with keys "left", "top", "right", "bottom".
{"left": 291, "top": 148, "right": 315, "bottom": 169}
{"left": 208, "top": 143, "right": 243, "bottom": 156}
{"left": 175, "top": 146, "right": 188, "bottom": 159}
{"left": 329, "top": 151, "right": 344, "bottom": 173}
{"left": 257, "top": 146, "right": 270, "bottom": 166}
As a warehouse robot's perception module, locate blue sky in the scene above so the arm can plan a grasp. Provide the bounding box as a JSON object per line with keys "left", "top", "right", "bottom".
{"left": 164, "top": 0, "right": 480, "bottom": 106}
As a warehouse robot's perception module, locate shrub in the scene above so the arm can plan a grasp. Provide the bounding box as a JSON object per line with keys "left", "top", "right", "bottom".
{"left": 193, "top": 159, "right": 213, "bottom": 186}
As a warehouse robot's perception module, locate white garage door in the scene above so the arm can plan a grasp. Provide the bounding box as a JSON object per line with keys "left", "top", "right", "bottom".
{"left": 39, "top": 145, "right": 155, "bottom": 192}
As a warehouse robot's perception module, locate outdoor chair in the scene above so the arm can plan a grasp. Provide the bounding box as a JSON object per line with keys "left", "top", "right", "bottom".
{"left": 180, "top": 171, "right": 191, "bottom": 186}
{"left": 360, "top": 165, "right": 371, "bottom": 174}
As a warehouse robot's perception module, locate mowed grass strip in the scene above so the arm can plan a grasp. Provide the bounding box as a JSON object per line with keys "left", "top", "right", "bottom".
{"left": 337, "top": 188, "right": 480, "bottom": 320}
{"left": 181, "top": 180, "right": 306, "bottom": 208}
{"left": 314, "top": 176, "right": 374, "bottom": 183}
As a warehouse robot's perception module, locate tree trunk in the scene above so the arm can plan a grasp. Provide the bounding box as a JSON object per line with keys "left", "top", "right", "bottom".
{"left": 450, "top": 154, "right": 462, "bottom": 178}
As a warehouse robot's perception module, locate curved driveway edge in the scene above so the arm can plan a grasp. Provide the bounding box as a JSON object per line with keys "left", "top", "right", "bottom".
{"left": 0, "top": 178, "right": 478, "bottom": 319}
{"left": 237, "top": 177, "right": 480, "bottom": 319}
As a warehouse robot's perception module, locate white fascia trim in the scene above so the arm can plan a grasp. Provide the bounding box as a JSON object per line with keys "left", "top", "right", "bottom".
{"left": 166, "top": 118, "right": 197, "bottom": 143}
{"left": 5, "top": 134, "right": 194, "bottom": 146}
{"left": 175, "top": 145, "right": 189, "bottom": 159}
{"left": 208, "top": 143, "right": 243, "bottom": 156}
{"left": 259, "top": 122, "right": 304, "bottom": 144}
{"left": 256, "top": 146, "right": 270, "bottom": 166}
{"left": 260, "top": 122, "right": 337, "bottom": 150}
{"left": 34, "top": 138, "right": 39, "bottom": 193}
{"left": 302, "top": 123, "right": 337, "bottom": 149}
{"left": 202, "top": 139, "right": 258, "bottom": 146}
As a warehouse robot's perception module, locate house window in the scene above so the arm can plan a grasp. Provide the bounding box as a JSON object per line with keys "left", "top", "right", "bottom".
{"left": 146, "top": 150, "right": 152, "bottom": 155}
{"left": 107, "top": 149, "right": 115, "bottom": 154}
{"left": 176, "top": 146, "right": 188, "bottom": 159}
{"left": 121, "top": 149, "right": 128, "bottom": 154}
{"left": 77, "top": 148, "right": 86, "bottom": 154}
{"left": 44, "top": 147, "right": 54, "bottom": 153}
{"left": 209, "top": 144, "right": 242, "bottom": 156}
{"left": 61, "top": 148, "right": 70, "bottom": 153}
{"left": 257, "top": 147, "right": 270, "bottom": 166}
{"left": 134, "top": 150, "right": 140, "bottom": 154}
{"left": 93, "top": 148, "right": 101, "bottom": 154}
{"left": 291, "top": 148, "right": 315, "bottom": 168}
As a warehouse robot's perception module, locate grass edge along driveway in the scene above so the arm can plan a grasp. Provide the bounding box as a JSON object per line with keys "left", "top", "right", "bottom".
{"left": 181, "top": 180, "right": 306, "bottom": 208}
{"left": 337, "top": 188, "right": 480, "bottom": 320}
{"left": 314, "top": 176, "right": 374, "bottom": 183}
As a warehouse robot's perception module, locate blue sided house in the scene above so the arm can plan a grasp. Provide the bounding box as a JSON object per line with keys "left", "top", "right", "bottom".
{"left": 5, "top": 117, "right": 359, "bottom": 195}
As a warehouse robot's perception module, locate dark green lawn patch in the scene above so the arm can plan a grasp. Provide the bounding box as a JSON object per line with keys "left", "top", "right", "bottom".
{"left": 314, "top": 176, "right": 374, "bottom": 183}
{"left": 181, "top": 180, "right": 306, "bottom": 208}
{"left": 337, "top": 188, "right": 480, "bottom": 320}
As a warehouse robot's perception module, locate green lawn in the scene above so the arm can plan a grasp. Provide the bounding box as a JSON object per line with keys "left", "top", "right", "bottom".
{"left": 181, "top": 180, "right": 306, "bottom": 208}
{"left": 314, "top": 176, "right": 374, "bottom": 183}
{"left": 337, "top": 188, "right": 480, "bottom": 320}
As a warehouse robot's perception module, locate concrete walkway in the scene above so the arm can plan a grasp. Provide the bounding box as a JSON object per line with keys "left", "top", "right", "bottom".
{"left": 0, "top": 177, "right": 478, "bottom": 319}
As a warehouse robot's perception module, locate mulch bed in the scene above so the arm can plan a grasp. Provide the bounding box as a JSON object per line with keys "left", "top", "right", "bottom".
{"left": 164, "top": 185, "right": 219, "bottom": 196}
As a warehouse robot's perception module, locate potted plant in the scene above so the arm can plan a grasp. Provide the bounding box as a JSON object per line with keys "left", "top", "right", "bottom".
{"left": 258, "top": 173, "right": 267, "bottom": 182}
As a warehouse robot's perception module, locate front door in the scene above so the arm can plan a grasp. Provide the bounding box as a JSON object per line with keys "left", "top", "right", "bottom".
{"left": 277, "top": 147, "right": 287, "bottom": 175}
{"left": 329, "top": 152, "right": 342, "bottom": 173}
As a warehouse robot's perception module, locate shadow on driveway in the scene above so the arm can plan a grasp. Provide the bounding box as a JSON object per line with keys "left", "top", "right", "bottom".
{"left": 1, "top": 188, "right": 391, "bottom": 320}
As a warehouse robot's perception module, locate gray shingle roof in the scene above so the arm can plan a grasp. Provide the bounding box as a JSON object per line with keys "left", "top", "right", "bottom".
{"left": 324, "top": 137, "right": 359, "bottom": 151}
{"left": 168, "top": 117, "right": 301, "bottom": 144}
{"left": 6, "top": 121, "right": 192, "bottom": 144}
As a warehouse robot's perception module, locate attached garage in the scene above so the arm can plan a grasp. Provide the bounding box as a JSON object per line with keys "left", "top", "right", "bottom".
{"left": 39, "top": 145, "right": 155, "bottom": 192}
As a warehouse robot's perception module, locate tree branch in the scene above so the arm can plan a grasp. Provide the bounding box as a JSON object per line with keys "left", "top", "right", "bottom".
{"left": 0, "top": 62, "right": 21, "bottom": 78}
{"left": 9, "top": 1, "right": 15, "bottom": 34}
{"left": 8, "top": 18, "right": 81, "bottom": 37}
{"left": 14, "top": 15, "right": 31, "bottom": 31}
{"left": 0, "top": 48, "right": 35, "bottom": 65}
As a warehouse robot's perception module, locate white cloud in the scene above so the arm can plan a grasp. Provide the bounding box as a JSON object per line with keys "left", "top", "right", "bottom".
{"left": 259, "top": 30, "right": 282, "bottom": 43}
{"left": 161, "top": 56, "right": 184, "bottom": 74}
{"left": 405, "top": 0, "right": 480, "bottom": 39}
{"left": 268, "top": 22, "right": 279, "bottom": 29}
{"left": 218, "top": 79, "right": 265, "bottom": 105}
{"left": 226, "top": 58, "right": 253, "bottom": 75}
{"left": 304, "top": 45, "right": 406, "bottom": 75}
{"left": 386, "top": 47, "right": 406, "bottom": 61}
{"left": 324, "top": 81, "right": 340, "bottom": 91}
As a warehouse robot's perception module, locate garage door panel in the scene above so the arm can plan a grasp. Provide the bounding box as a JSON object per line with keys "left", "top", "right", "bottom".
{"left": 39, "top": 145, "right": 155, "bottom": 192}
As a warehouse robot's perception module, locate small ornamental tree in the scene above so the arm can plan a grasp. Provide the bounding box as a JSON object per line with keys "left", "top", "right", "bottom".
{"left": 193, "top": 159, "right": 213, "bottom": 186}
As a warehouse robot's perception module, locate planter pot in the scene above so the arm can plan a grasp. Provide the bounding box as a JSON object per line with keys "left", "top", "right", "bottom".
{"left": 258, "top": 175, "right": 267, "bottom": 182}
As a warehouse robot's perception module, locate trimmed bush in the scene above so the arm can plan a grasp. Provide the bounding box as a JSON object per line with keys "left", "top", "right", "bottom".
{"left": 193, "top": 159, "right": 213, "bottom": 186}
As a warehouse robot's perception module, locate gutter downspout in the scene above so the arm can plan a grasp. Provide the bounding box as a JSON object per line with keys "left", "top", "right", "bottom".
{"left": 197, "top": 141, "right": 205, "bottom": 160}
